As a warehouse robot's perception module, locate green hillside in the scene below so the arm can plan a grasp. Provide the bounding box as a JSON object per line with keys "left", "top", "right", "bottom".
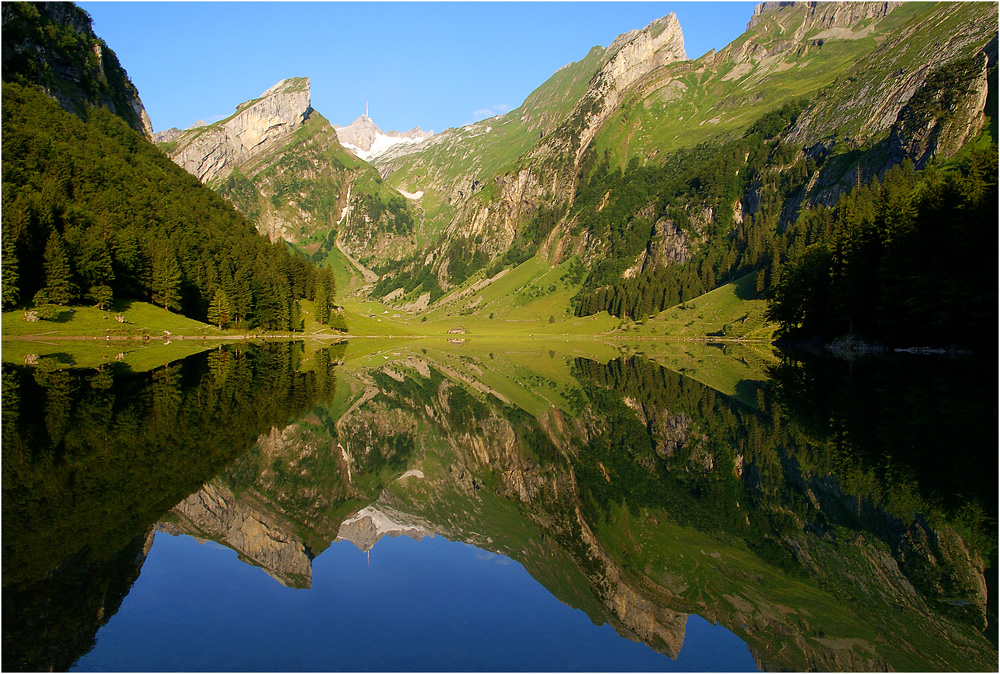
{"left": 344, "top": 2, "right": 995, "bottom": 350}
{"left": 1, "top": 82, "right": 321, "bottom": 332}
{"left": 378, "top": 44, "right": 609, "bottom": 232}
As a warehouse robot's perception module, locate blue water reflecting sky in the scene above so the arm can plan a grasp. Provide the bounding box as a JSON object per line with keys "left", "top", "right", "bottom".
{"left": 73, "top": 531, "right": 758, "bottom": 672}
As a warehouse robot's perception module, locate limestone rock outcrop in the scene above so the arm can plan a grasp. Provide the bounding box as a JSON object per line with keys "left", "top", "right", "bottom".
{"left": 886, "top": 42, "right": 994, "bottom": 169}
{"left": 160, "top": 481, "right": 314, "bottom": 588}
{"left": 165, "top": 77, "right": 313, "bottom": 183}
{"left": 450, "top": 14, "right": 688, "bottom": 268}
{"left": 746, "top": 1, "right": 899, "bottom": 34}
{"left": 786, "top": 3, "right": 995, "bottom": 150}
{"left": 564, "top": 13, "right": 688, "bottom": 182}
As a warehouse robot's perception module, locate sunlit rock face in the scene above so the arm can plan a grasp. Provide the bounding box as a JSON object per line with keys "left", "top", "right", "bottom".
{"left": 452, "top": 14, "right": 688, "bottom": 261}
{"left": 166, "top": 77, "right": 312, "bottom": 183}
{"left": 745, "top": 2, "right": 900, "bottom": 38}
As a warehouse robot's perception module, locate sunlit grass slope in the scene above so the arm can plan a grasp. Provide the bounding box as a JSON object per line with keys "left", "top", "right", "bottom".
{"left": 616, "top": 273, "right": 777, "bottom": 341}
{"left": 326, "top": 255, "right": 777, "bottom": 343}
{"left": 2, "top": 301, "right": 213, "bottom": 338}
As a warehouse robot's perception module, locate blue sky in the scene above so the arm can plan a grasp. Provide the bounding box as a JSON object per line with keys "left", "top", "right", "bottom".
{"left": 80, "top": 2, "right": 759, "bottom": 134}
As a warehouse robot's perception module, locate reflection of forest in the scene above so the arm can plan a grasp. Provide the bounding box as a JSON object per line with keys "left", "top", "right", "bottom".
{"left": 2, "top": 341, "right": 995, "bottom": 672}
{"left": 270, "top": 347, "right": 996, "bottom": 671}
{"left": 1, "top": 342, "right": 344, "bottom": 671}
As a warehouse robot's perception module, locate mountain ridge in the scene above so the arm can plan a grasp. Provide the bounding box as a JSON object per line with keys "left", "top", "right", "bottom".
{"left": 347, "top": 1, "right": 994, "bottom": 329}
{"left": 163, "top": 76, "right": 313, "bottom": 183}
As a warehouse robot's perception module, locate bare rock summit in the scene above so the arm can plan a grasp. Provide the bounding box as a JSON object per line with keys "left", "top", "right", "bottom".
{"left": 164, "top": 77, "right": 312, "bottom": 183}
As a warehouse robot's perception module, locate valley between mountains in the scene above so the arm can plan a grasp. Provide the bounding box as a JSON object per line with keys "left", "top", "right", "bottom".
{"left": 2, "top": 4, "right": 997, "bottom": 671}
{"left": 2, "top": 1, "right": 996, "bottom": 351}
{"left": 158, "top": 1, "right": 997, "bottom": 348}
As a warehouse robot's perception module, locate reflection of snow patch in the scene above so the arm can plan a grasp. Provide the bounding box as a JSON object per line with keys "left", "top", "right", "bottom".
{"left": 397, "top": 188, "right": 424, "bottom": 200}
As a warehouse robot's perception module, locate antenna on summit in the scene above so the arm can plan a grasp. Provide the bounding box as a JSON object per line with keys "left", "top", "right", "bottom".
{"left": 365, "top": 100, "right": 368, "bottom": 119}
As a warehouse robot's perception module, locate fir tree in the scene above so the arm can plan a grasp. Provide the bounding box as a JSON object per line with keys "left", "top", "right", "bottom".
{"left": 313, "top": 275, "right": 329, "bottom": 325}
{"left": 151, "top": 250, "right": 182, "bottom": 312}
{"left": 34, "top": 230, "right": 75, "bottom": 306}
{"left": 206, "top": 288, "right": 232, "bottom": 329}
{"left": 2, "top": 233, "right": 19, "bottom": 311}
{"left": 88, "top": 285, "right": 114, "bottom": 311}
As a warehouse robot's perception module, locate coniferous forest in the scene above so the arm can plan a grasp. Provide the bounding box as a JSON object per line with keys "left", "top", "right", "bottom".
{"left": 568, "top": 97, "right": 997, "bottom": 350}
{"left": 767, "top": 150, "right": 998, "bottom": 347}
{"left": 1, "top": 81, "right": 329, "bottom": 330}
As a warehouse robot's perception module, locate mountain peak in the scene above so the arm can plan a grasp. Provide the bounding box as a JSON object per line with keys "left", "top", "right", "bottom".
{"left": 163, "top": 76, "right": 312, "bottom": 183}
{"left": 334, "top": 115, "right": 433, "bottom": 161}
{"left": 260, "top": 76, "right": 310, "bottom": 98}
{"left": 607, "top": 12, "right": 686, "bottom": 62}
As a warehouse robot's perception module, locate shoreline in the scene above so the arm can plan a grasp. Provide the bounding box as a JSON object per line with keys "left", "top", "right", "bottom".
{"left": 2, "top": 332, "right": 776, "bottom": 343}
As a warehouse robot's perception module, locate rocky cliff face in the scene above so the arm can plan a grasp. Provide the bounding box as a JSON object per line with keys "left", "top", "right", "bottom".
{"left": 520, "top": 13, "right": 688, "bottom": 200}
{"left": 1, "top": 1, "right": 153, "bottom": 138}
{"left": 160, "top": 77, "right": 420, "bottom": 250}
{"left": 166, "top": 77, "right": 312, "bottom": 183}
{"left": 571, "top": 14, "right": 688, "bottom": 172}
{"left": 161, "top": 480, "right": 314, "bottom": 588}
{"left": 427, "top": 14, "right": 689, "bottom": 280}
{"left": 787, "top": 3, "right": 995, "bottom": 151}
{"left": 746, "top": 1, "right": 899, "bottom": 35}
{"left": 886, "top": 42, "right": 995, "bottom": 169}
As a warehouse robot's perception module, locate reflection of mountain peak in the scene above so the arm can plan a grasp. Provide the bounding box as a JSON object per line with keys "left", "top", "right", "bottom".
{"left": 160, "top": 482, "right": 314, "bottom": 589}
{"left": 336, "top": 505, "right": 433, "bottom": 553}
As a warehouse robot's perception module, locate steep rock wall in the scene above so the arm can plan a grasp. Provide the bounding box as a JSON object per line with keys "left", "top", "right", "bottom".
{"left": 449, "top": 14, "right": 689, "bottom": 267}
{"left": 167, "top": 77, "right": 312, "bottom": 183}
{"left": 1, "top": 1, "right": 153, "bottom": 138}
{"left": 163, "top": 481, "right": 314, "bottom": 589}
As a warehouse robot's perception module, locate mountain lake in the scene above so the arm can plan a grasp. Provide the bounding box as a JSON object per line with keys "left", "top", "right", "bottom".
{"left": 2, "top": 339, "right": 996, "bottom": 672}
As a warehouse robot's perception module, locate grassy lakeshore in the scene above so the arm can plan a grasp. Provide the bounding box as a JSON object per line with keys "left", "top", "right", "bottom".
{"left": 4, "top": 273, "right": 773, "bottom": 342}
{"left": 2, "top": 268, "right": 778, "bottom": 379}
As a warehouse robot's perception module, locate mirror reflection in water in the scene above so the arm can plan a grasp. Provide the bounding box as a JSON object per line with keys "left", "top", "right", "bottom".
{"left": 2, "top": 339, "right": 995, "bottom": 672}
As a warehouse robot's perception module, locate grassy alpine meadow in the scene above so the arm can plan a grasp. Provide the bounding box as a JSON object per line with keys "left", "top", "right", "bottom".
{"left": 326, "top": 252, "right": 775, "bottom": 343}
{"left": 2, "top": 301, "right": 214, "bottom": 338}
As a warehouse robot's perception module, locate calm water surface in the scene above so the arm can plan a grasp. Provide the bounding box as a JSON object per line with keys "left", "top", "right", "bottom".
{"left": 2, "top": 341, "right": 996, "bottom": 671}
{"left": 72, "top": 532, "right": 753, "bottom": 672}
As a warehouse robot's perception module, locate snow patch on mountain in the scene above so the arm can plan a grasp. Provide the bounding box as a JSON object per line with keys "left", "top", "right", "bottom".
{"left": 334, "top": 114, "right": 433, "bottom": 162}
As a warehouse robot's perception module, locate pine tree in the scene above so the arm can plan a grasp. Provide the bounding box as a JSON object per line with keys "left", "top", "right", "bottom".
{"left": 313, "top": 265, "right": 337, "bottom": 325}
{"left": 232, "top": 266, "right": 254, "bottom": 325}
{"left": 314, "top": 275, "right": 329, "bottom": 325}
{"left": 34, "top": 230, "right": 75, "bottom": 306}
{"left": 89, "top": 285, "right": 114, "bottom": 310}
{"left": 207, "top": 288, "right": 232, "bottom": 329}
{"left": 2, "top": 234, "right": 19, "bottom": 311}
{"left": 151, "top": 249, "right": 182, "bottom": 311}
